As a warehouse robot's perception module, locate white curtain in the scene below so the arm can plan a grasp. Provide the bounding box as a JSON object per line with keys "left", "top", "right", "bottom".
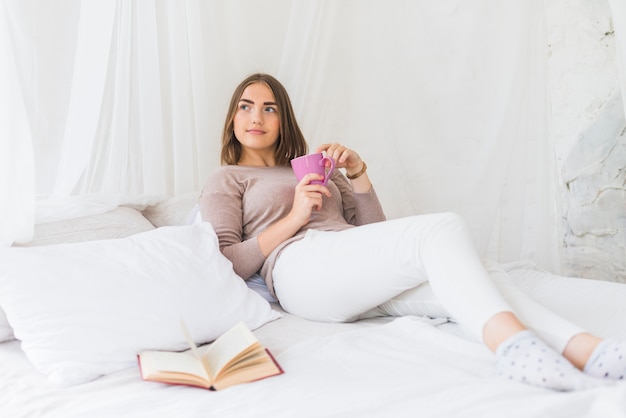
{"left": 55, "top": 0, "right": 206, "bottom": 196}
{"left": 52, "top": 1, "right": 116, "bottom": 196}
{"left": 5, "top": 0, "right": 622, "bottom": 274}
{"left": 0, "top": 0, "right": 35, "bottom": 245}
{"left": 274, "top": 1, "right": 558, "bottom": 270}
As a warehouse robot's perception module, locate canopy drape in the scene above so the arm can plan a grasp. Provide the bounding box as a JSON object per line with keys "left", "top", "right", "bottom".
{"left": 2, "top": 0, "right": 624, "bottom": 275}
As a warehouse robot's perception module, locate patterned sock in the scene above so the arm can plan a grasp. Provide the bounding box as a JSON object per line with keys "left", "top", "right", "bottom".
{"left": 495, "top": 330, "right": 606, "bottom": 391}
{"left": 584, "top": 339, "right": 626, "bottom": 381}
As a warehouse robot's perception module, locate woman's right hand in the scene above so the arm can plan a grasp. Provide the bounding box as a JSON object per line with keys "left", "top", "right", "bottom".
{"left": 257, "top": 173, "right": 331, "bottom": 257}
{"left": 288, "top": 173, "right": 332, "bottom": 227}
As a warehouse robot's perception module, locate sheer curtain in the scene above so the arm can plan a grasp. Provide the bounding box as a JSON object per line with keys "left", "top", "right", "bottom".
{"left": 0, "top": 1, "right": 35, "bottom": 245}
{"left": 55, "top": 0, "right": 204, "bottom": 197}
{"left": 4, "top": 0, "right": 621, "bottom": 274}
{"left": 275, "top": 1, "right": 558, "bottom": 270}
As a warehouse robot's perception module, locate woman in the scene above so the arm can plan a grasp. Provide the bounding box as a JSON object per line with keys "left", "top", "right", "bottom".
{"left": 200, "top": 73, "right": 624, "bottom": 391}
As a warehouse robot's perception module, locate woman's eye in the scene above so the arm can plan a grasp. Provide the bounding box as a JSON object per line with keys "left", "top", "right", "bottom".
{"left": 239, "top": 104, "right": 250, "bottom": 111}
{"left": 264, "top": 106, "right": 277, "bottom": 113}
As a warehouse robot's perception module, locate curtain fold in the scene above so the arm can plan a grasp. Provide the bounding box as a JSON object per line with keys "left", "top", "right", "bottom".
{"left": 0, "top": 0, "right": 35, "bottom": 246}
{"left": 275, "top": 0, "right": 557, "bottom": 270}
{"left": 52, "top": 1, "right": 116, "bottom": 197}
{"left": 6, "top": 0, "right": 598, "bottom": 273}
{"left": 75, "top": 0, "right": 212, "bottom": 196}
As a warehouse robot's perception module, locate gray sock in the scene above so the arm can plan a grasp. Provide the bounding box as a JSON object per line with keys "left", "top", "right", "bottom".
{"left": 495, "top": 330, "right": 606, "bottom": 391}
{"left": 584, "top": 339, "right": 626, "bottom": 381}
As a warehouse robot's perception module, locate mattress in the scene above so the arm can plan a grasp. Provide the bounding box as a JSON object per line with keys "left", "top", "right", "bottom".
{"left": 2, "top": 269, "right": 626, "bottom": 418}
{"left": 2, "top": 198, "right": 625, "bottom": 418}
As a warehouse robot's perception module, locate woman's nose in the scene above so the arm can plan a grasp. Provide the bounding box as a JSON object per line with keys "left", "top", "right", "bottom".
{"left": 251, "top": 109, "right": 263, "bottom": 124}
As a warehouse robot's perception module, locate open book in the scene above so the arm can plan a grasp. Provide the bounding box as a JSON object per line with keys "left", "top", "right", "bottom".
{"left": 137, "top": 322, "right": 283, "bottom": 390}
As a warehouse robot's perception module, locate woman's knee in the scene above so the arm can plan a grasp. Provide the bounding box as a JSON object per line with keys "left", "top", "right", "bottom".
{"left": 437, "top": 211, "right": 466, "bottom": 227}
{"left": 419, "top": 212, "right": 469, "bottom": 237}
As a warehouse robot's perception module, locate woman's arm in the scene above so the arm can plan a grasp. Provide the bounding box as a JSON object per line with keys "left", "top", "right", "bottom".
{"left": 317, "top": 143, "right": 371, "bottom": 192}
{"left": 201, "top": 169, "right": 333, "bottom": 276}
{"left": 318, "top": 143, "right": 386, "bottom": 225}
{"left": 200, "top": 186, "right": 266, "bottom": 279}
{"left": 257, "top": 172, "right": 332, "bottom": 256}
{"left": 331, "top": 171, "right": 386, "bottom": 225}
{"left": 200, "top": 168, "right": 275, "bottom": 279}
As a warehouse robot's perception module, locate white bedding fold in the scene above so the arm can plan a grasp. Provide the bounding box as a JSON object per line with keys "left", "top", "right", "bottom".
{"left": 3, "top": 264, "right": 626, "bottom": 417}
{"left": 2, "top": 314, "right": 625, "bottom": 418}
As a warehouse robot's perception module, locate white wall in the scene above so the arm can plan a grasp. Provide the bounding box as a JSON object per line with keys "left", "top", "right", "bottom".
{"left": 547, "top": 0, "right": 625, "bottom": 282}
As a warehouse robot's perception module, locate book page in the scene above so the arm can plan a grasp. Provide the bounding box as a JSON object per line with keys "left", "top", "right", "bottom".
{"left": 139, "top": 351, "right": 210, "bottom": 382}
{"left": 204, "top": 322, "right": 257, "bottom": 375}
{"left": 180, "top": 319, "right": 203, "bottom": 359}
{"left": 211, "top": 349, "right": 282, "bottom": 390}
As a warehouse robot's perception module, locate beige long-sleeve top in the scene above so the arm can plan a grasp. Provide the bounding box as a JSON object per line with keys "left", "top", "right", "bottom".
{"left": 199, "top": 165, "right": 386, "bottom": 297}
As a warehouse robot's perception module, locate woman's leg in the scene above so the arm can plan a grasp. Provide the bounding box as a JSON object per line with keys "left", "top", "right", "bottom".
{"left": 273, "top": 213, "right": 571, "bottom": 340}
{"left": 362, "top": 257, "right": 599, "bottom": 353}
{"left": 273, "top": 214, "right": 442, "bottom": 323}
{"left": 273, "top": 214, "right": 553, "bottom": 337}
{"left": 274, "top": 213, "right": 512, "bottom": 325}
{"left": 272, "top": 213, "right": 607, "bottom": 389}
{"left": 481, "top": 261, "right": 592, "bottom": 354}
{"left": 374, "top": 259, "right": 625, "bottom": 381}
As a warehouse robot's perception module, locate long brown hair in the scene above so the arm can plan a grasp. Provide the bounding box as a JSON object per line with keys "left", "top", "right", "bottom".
{"left": 220, "top": 73, "right": 308, "bottom": 166}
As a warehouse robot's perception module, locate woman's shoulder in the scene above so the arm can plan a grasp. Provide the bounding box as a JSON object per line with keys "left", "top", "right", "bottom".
{"left": 203, "top": 166, "right": 245, "bottom": 193}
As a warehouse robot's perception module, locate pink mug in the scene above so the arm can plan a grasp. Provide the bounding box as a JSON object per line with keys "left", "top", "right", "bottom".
{"left": 290, "top": 153, "right": 336, "bottom": 186}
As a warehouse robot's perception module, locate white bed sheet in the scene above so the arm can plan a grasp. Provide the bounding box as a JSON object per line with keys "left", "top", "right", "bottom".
{"left": 2, "top": 270, "right": 626, "bottom": 418}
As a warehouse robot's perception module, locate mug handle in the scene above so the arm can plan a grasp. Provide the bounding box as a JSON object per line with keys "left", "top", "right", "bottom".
{"left": 319, "top": 156, "right": 336, "bottom": 186}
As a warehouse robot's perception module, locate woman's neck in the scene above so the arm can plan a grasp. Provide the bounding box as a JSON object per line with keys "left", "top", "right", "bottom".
{"left": 237, "top": 152, "right": 276, "bottom": 167}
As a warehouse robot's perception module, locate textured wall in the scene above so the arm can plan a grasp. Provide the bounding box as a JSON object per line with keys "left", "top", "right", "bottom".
{"left": 547, "top": 0, "right": 626, "bottom": 282}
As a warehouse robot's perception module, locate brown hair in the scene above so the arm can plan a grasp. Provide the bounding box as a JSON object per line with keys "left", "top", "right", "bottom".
{"left": 220, "top": 73, "right": 308, "bottom": 166}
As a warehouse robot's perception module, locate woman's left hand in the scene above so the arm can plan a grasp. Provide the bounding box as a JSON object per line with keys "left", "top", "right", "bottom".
{"left": 317, "top": 142, "right": 371, "bottom": 192}
{"left": 316, "top": 143, "right": 363, "bottom": 173}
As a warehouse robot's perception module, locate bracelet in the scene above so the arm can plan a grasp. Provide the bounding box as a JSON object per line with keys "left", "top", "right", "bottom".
{"left": 346, "top": 161, "right": 367, "bottom": 180}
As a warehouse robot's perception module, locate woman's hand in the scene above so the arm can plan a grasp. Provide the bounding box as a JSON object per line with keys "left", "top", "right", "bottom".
{"left": 257, "top": 173, "right": 331, "bottom": 257}
{"left": 316, "top": 143, "right": 363, "bottom": 174}
{"left": 316, "top": 143, "right": 371, "bottom": 192}
{"left": 288, "top": 173, "right": 332, "bottom": 225}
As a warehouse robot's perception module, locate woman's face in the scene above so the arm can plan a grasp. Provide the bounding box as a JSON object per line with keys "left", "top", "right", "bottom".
{"left": 233, "top": 82, "right": 280, "bottom": 162}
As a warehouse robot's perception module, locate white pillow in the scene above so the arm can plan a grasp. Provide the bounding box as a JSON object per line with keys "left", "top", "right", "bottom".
{"left": 0, "top": 207, "right": 157, "bottom": 343}
{"left": 142, "top": 192, "right": 199, "bottom": 227}
{"left": 0, "top": 223, "right": 281, "bottom": 386}
{"left": 16, "top": 206, "right": 156, "bottom": 247}
{"left": 0, "top": 309, "right": 13, "bottom": 342}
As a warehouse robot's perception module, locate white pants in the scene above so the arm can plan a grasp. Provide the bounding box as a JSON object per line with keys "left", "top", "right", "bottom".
{"left": 273, "top": 213, "right": 585, "bottom": 352}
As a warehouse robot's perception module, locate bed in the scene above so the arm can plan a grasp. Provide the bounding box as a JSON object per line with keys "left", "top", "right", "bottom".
{"left": 1, "top": 193, "right": 626, "bottom": 418}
